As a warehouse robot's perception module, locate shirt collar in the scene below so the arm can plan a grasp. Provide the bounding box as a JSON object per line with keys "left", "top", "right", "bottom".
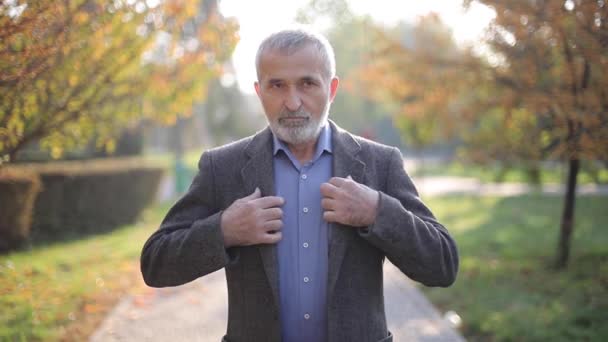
{"left": 272, "top": 122, "right": 333, "bottom": 159}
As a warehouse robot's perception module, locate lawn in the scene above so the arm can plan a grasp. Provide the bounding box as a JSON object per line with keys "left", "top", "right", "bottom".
{"left": 412, "top": 160, "right": 608, "bottom": 185}
{"left": 0, "top": 203, "right": 169, "bottom": 342}
{"left": 421, "top": 195, "right": 608, "bottom": 342}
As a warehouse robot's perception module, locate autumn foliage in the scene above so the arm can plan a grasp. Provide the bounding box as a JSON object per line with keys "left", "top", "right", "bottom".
{"left": 0, "top": 0, "right": 238, "bottom": 161}
{"left": 355, "top": 1, "right": 607, "bottom": 267}
{"left": 355, "top": 14, "right": 472, "bottom": 149}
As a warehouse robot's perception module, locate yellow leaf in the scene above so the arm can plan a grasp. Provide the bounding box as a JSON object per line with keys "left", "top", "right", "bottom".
{"left": 69, "top": 75, "right": 78, "bottom": 86}
{"left": 51, "top": 147, "right": 63, "bottom": 159}
{"left": 75, "top": 11, "right": 89, "bottom": 25}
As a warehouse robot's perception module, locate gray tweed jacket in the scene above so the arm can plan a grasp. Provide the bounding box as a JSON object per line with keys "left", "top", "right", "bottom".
{"left": 140, "top": 121, "right": 458, "bottom": 342}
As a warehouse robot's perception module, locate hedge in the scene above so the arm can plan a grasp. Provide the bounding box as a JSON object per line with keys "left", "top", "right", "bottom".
{"left": 0, "top": 168, "right": 42, "bottom": 251}
{"left": 1, "top": 158, "right": 164, "bottom": 246}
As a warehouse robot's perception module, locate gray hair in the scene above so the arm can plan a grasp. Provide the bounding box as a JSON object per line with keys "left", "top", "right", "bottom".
{"left": 255, "top": 27, "right": 336, "bottom": 81}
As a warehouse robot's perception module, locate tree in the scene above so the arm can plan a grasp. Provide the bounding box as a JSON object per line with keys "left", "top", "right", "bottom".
{"left": 0, "top": 0, "right": 238, "bottom": 161}
{"left": 355, "top": 14, "right": 469, "bottom": 150}
{"left": 465, "top": 0, "right": 608, "bottom": 268}
{"left": 354, "top": 0, "right": 608, "bottom": 268}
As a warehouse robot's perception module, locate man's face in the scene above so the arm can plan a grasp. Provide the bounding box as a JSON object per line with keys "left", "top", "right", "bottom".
{"left": 254, "top": 44, "right": 339, "bottom": 146}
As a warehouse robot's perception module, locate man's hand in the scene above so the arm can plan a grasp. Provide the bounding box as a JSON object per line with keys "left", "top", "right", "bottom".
{"left": 220, "top": 188, "right": 284, "bottom": 247}
{"left": 320, "top": 176, "right": 379, "bottom": 227}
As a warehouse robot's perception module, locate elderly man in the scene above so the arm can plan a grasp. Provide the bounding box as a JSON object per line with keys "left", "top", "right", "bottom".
{"left": 141, "top": 27, "right": 458, "bottom": 342}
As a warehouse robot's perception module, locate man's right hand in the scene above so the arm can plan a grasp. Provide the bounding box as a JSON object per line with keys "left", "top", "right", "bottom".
{"left": 220, "top": 188, "right": 284, "bottom": 247}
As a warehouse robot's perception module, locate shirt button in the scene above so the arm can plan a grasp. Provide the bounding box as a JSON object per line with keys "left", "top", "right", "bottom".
{"left": 303, "top": 242, "right": 309, "bottom": 248}
{"left": 303, "top": 207, "right": 309, "bottom": 213}
{"left": 303, "top": 277, "right": 310, "bottom": 283}
{"left": 301, "top": 174, "right": 307, "bottom": 180}
{"left": 304, "top": 313, "right": 311, "bottom": 320}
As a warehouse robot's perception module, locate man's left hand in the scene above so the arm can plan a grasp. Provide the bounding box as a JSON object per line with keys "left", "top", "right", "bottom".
{"left": 320, "top": 176, "right": 379, "bottom": 227}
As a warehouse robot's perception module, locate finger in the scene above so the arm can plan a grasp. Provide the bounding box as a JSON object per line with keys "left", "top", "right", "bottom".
{"left": 320, "top": 182, "right": 339, "bottom": 198}
{"left": 264, "top": 219, "right": 283, "bottom": 231}
{"left": 262, "top": 231, "right": 282, "bottom": 244}
{"left": 242, "top": 187, "right": 261, "bottom": 200}
{"left": 253, "top": 196, "right": 285, "bottom": 209}
{"left": 321, "top": 198, "right": 336, "bottom": 210}
{"left": 261, "top": 207, "right": 283, "bottom": 221}
{"left": 329, "top": 177, "right": 347, "bottom": 187}
{"left": 323, "top": 210, "right": 338, "bottom": 223}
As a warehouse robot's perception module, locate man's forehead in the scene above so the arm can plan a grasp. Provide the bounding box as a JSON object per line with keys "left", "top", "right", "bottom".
{"left": 257, "top": 46, "right": 325, "bottom": 80}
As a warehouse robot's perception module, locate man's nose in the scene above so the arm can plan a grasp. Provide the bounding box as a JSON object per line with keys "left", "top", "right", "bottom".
{"left": 284, "top": 88, "right": 302, "bottom": 112}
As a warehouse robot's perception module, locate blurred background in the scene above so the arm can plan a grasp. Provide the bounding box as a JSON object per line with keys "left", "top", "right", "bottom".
{"left": 1, "top": 0, "right": 606, "bottom": 341}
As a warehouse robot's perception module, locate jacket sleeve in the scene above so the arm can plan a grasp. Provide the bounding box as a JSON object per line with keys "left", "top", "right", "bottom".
{"left": 140, "top": 151, "right": 229, "bottom": 287}
{"left": 359, "top": 147, "right": 459, "bottom": 287}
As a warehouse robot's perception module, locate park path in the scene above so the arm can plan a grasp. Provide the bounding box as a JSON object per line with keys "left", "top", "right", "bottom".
{"left": 158, "top": 158, "right": 608, "bottom": 201}
{"left": 402, "top": 157, "right": 608, "bottom": 197}
{"left": 159, "top": 174, "right": 608, "bottom": 202}
{"left": 89, "top": 263, "right": 464, "bottom": 342}
{"left": 412, "top": 175, "right": 608, "bottom": 197}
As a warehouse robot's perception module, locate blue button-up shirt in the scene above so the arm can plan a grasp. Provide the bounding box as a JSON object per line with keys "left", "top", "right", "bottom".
{"left": 273, "top": 124, "right": 332, "bottom": 342}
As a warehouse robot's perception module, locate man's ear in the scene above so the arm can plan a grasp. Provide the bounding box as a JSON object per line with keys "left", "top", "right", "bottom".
{"left": 254, "top": 81, "right": 261, "bottom": 97}
{"left": 329, "top": 77, "right": 339, "bottom": 102}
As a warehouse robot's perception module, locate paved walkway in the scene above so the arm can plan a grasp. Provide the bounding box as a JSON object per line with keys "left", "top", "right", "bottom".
{"left": 90, "top": 263, "right": 464, "bottom": 342}
{"left": 100, "top": 164, "right": 606, "bottom": 342}
{"left": 158, "top": 159, "right": 608, "bottom": 202}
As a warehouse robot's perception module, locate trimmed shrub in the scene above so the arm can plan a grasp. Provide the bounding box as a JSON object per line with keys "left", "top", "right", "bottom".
{"left": 0, "top": 168, "right": 42, "bottom": 251}
{"left": 5, "top": 158, "right": 164, "bottom": 242}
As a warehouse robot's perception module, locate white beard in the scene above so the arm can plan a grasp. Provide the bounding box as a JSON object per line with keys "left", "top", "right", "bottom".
{"left": 269, "top": 104, "right": 329, "bottom": 145}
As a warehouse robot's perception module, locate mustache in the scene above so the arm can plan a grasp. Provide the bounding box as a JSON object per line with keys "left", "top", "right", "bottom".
{"left": 279, "top": 109, "right": 311, "bottom": 118}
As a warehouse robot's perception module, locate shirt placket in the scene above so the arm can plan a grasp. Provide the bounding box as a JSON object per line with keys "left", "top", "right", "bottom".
{"left": 299, "top": 163, "right": 313, "bottom": 325}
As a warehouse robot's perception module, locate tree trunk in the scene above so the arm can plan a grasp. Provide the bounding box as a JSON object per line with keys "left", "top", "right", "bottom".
{"left": 555, "top": 158, "right": 580, "bottom": 269}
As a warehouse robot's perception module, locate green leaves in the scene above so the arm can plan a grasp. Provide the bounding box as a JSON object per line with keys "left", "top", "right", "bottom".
{"left": 0, "top": 0, "right": 238, "bottom": 161}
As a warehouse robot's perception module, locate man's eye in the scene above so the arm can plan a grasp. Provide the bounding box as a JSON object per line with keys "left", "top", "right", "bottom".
{"left": 270, "top": 83, "right": 283, "bottom": 89}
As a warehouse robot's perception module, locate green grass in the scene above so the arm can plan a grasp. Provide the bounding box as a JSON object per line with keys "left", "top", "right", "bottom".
{"left": 421, "top": 195, "right": 608, "bottom": 342}
{"left": 412, "top": 161, "right": 608, "bottom": 185}
{"left": 0, "top": 203, "right": 169, "bottom": 342}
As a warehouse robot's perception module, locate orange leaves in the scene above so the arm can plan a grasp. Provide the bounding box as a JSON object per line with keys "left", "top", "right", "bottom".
{"left": 353, "top": 14, "right": 470, "bottom": 147}
{"left": 472, "top": 0, "right": 608, "bottom": 161}
{"left": 163, "top": 0, "right": 198, "bottom": 21}
{"left": 73, "top": 11, "right": 89, "bottom": 25}
{"left": 83, "top": 303, "right": 104, "bottom": 314}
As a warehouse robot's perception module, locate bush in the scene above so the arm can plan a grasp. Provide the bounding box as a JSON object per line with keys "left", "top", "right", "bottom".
{"left": 3, "top": 158, "right": 164, "bottom": 243}
{"left": 0, "top": 168, "right": 41, "bottom": 251}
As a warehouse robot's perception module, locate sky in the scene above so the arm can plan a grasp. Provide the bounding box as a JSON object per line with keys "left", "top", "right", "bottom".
{"left": 218, "top": 0, "right": 495, "bottom": 93}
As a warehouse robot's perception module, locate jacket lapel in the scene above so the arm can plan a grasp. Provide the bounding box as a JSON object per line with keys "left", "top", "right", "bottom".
{"left": 238, "top": 123, "right": 367, "bottom": 309}
{"left": 327, "top": 121, "right": 366, "bottom": 300}
{"left": 240, "top": 128, "right": 280, "bottom": 308}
